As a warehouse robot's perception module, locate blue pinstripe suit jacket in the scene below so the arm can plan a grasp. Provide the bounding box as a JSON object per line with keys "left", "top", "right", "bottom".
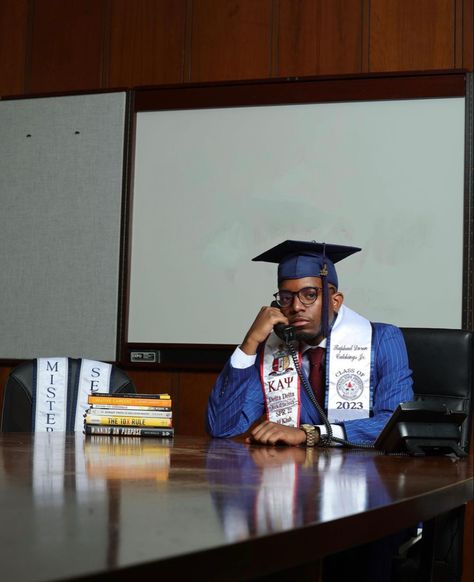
{"left": 206, "top": 322, "right": 414, "bottom": 444}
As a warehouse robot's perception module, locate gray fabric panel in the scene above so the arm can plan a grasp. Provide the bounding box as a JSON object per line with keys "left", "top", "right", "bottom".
{"left": 0, "top": 92, "right": 126, "bottom": 360}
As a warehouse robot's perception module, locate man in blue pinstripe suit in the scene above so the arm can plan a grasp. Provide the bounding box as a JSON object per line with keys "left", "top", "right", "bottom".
{"left": 207, "top": 240, "right": 414, "bottom": 448}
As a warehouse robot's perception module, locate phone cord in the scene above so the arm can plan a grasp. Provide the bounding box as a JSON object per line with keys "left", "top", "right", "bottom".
{"left": 287, "top": 342, "right": 375, "bottom": 450}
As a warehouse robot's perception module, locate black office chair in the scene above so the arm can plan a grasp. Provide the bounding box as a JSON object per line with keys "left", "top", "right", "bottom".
{"left": 392, "top": 328, "right": 474, "bottom": 582}
{"left": 401, "top": 328, "right": 473, "bottom": 452}
{"left": 1, "top": 358, "right": 136, "bottom": 432}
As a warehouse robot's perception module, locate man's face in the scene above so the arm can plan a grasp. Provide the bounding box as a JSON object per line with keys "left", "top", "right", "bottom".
{"left": 278, "top": 276, "right": 344, "bottom": 344}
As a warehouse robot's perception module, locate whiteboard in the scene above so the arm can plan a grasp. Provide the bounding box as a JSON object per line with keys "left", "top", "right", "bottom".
{"left": 128, "top": 96, "right": 466, "bottom": 346}
{"left": 0, "top": 92, "right": 127, "bottom": 360}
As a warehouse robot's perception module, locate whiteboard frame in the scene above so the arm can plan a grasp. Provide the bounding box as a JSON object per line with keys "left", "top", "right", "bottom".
{"left": 121, "top": 71, "right": 474, "bottom": 370}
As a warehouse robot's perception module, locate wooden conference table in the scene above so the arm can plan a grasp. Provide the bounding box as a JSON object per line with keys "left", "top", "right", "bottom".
{"left": 0, "top": 433, "right": 472, "bottom": 582}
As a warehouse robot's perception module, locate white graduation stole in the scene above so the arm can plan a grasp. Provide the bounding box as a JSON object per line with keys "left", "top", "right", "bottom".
{"left": 35, "top": 358, "right": 69, "bottom": 432}
{"left": 326, "top": 305, "right": 372, "bottom": 423}
{"left": 261, "top": 304, "right": 372, "bottom": 425}
{"left": 73, "top": 359, "right": 112, "bottom": 432}
{"left": 34, "top": 358, "right": 112, "bottom": 432}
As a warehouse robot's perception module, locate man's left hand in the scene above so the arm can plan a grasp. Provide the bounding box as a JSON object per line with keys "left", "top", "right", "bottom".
{"left": 245, "top": 420, "right": 307, "bottom": 446}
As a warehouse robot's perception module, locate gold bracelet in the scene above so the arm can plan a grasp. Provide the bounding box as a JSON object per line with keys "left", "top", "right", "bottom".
{"left": 300, "top": 424, "right": 319, "bottom": 447}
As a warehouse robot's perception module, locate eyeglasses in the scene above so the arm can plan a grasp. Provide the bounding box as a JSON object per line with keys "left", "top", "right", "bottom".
{"left": 273, "top": 287, "right": 323, "bottom": 308}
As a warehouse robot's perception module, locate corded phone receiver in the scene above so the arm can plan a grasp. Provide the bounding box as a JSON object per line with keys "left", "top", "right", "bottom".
{"left": 274, "top": 323, "right": 296, "bottom": 343}
{"left": 271, "top": 301, "right": 296, "bottom": 343}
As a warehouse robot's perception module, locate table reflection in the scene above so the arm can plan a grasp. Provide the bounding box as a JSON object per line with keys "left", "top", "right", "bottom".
{"left": 3, "top": 433, "right": 172, "bottom": 489}
{"left": 0, "top": 434, "right": 471, "bottom": 582}
{"left": 1, "top": 433, "right": 174, "bottom": 580}
{"left": 205, "top": 440, "right": 393, "bottom": 541}
{"left": 84, "top": 435, "right": 171, "bottom": 481}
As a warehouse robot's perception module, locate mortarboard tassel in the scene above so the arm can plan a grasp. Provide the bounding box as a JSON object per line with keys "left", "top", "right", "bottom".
{"left": 320, "top": 242, "right": 329, "bottom": 338}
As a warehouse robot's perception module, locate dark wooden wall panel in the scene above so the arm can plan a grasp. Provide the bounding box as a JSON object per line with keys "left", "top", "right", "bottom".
{"left": 107, "top": 0, "right": 187, "bottom": 88}
{"left": 29, "top": 0, "right": 106, "bottom": 93}
{"left": 369, "top": 0, "right": 456, "bottom": 72}
{"left": 0, "top": 0, "right": 473, "bottom": 97}
{"left": 124, "top": 368, "right": 180, "bottom": 431}
{"left": 0, "top": 0, "right": 28, "bottom": 96}
{"left": 177, "top": 372, "right": 217, "bottom": 436}
{"left": 277, "top": 0, "right": 363, "bottom": 77}
{"left": 189, "top": 0, "right": 273, "bottom": 82}
{"left": 124, "top": 368, "right": 214, "bottom": 436}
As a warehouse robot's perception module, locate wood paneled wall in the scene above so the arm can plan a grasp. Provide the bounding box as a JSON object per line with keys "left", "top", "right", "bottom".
{"left": 0, "top": 0, "right": 473, "bottom": 97}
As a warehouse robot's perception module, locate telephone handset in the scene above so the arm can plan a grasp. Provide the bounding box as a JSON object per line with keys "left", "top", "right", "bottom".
{"left": 271, "top": 301, "right": 296, "bottom": 343}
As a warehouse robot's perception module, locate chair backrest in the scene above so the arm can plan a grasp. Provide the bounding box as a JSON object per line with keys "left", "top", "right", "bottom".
{"left": 1, "top": 358, "right": 136, "bottom": 432}
{"left": 400, "top": 328, "right": 474, "bottom": 452}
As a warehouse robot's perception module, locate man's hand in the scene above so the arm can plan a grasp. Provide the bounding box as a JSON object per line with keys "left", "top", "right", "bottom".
{"left": 245, "top": 420, "right": 307, "bottom": 446}
{"left": 240, "top": 306, "right": 288, "bottom": 355}
{"left": 249, "top": 445, "right": 307, "bottom": 466}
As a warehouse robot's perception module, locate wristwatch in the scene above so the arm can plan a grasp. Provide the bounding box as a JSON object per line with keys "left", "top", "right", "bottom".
{"left": 300, "top": 424, "right": 319, "bottom": 447}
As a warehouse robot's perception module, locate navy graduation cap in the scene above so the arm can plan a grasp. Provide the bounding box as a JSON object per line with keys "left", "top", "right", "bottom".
{"left": 252, "top": 240, "right": 361, "bottom": 338}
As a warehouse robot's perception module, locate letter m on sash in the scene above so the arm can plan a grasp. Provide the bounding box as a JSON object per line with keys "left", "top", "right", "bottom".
{"left": 46, "top": 361, "right": 59, "bottom": 372}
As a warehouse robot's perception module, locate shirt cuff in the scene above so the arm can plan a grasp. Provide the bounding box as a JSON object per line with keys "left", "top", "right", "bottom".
{"left": 231, "top": 346, "right": 257, "bottom": 369}
{"left": 317, "top": 423, "right": 345, "bottom": 445}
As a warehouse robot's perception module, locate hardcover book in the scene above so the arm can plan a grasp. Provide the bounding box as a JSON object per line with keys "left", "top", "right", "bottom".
{"left": 85, "top": 414, "right": 172, "bottom": 428}
{"left": 85, "top": 425, "right": 175, "bottom": 438}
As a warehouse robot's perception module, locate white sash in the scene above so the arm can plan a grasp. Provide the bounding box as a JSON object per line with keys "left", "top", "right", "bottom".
{"left": 327, "top": 305, "right": 372, "bottom": 423}
{"left": 261, "top": 304, "right": 372, "bottom": 425}
{"left": 74, "top": 359, "right": 112, "bottom": 432}
{"left": 35, "top": 358, "right": 69, "bottom": 432}
{"left": 34, "top": 358, "right": 112, "bottom": 432}
{"left": 260, "top": 334, "right": 301, "bottom": 427}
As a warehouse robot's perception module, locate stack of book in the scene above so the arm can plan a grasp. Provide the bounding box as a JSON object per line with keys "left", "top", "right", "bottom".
{"left": 84, "top": 393, "right": 174, "bottom": 438}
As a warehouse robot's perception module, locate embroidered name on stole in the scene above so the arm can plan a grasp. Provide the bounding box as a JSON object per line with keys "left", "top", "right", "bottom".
{"left": 34, "top": 358, "right": 112, "bottom": 432}
{"left": 261, "top": 334, "right": 301, "bottom": 427}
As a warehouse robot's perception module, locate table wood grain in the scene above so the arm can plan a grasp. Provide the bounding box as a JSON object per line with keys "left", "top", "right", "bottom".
{"left": 0, "top": 433, "right": 472, "bottom": 581}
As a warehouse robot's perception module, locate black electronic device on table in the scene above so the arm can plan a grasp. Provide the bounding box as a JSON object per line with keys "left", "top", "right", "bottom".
{"left": 374, "top": 401, "right": 467, "bottom": 457}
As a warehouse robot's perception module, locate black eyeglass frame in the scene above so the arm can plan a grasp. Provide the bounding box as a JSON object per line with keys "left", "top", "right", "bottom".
{"left": 273, "top": 286, "right": 323, "bottom": 308}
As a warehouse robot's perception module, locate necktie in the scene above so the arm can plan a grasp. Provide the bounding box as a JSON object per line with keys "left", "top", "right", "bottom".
{"left": 308, "top": 347, "right": 326, "bottom": 409}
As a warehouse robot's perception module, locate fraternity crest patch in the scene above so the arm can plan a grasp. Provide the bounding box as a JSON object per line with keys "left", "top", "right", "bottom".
{"left": 270, "top": 347, "right": 292, "bottom": 376}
